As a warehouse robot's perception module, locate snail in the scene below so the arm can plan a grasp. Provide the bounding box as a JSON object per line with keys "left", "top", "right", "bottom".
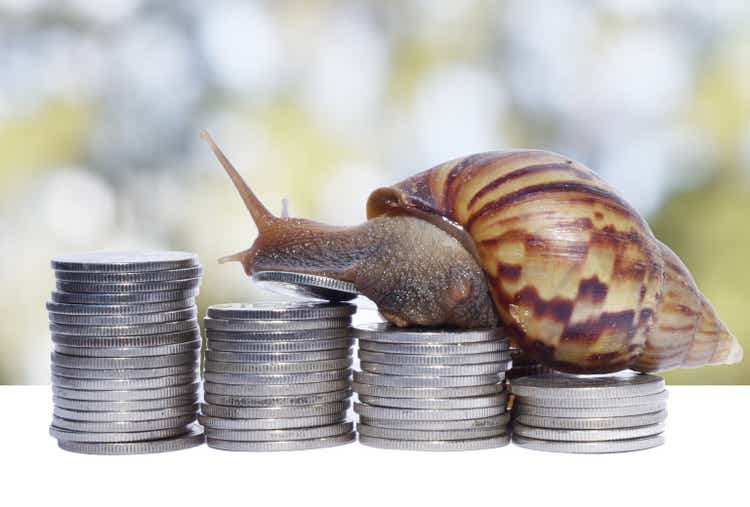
{"left": 201, "top": 132, "right": 742, "bottom": 374}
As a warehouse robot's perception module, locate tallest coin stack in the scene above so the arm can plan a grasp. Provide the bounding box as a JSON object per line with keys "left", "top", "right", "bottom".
{"left": 47, "top": 251, "right": 205, "bottom": 455}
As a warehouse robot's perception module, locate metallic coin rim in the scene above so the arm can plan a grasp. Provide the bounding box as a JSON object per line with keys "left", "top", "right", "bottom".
{"left": 207, "top": 301, "right": 355, "bottom": 320}
{"left": 360, "top": 360, "right": 512, "bottom": 377}
{"left": 203, "top": 379, "right": 351, "bottom": 397}
{"left": 358, "top": 393, "right": 508, "bottom": 410}
{"left": 50, "top": 331, "right": 200, "bottom": 348}
{"left": 513, "top": 421, "right": 666, "bottom": 441}
{"left": 358, "top": 434, "right": 510, "bottom": 451}
{"left": 205, "top": 422, "right": 354, "bottom": 441}
{"left": 52, "top": 393, "right": 200, "bottom": 412}
{"left": 203, "top": 368, "right": 352, "bottom": 385}
{"left": 53, "top": 403, "right": 199, "bottom": 422}
{"left": 207, "top": 432, "right": 355, "bottom": 451}
{"left": 513, "top": 401, "right": 669, "bottom": 418}
{"left": 51, "top": 288, "right": 200, "bottom": 304}
{"left": 51, "top": 363, "right": 198, "bottom": 380}
{"left": 354, "top": 402, "right": 504, "bottom": 421}
{"left": 519, "top": 390, "right": 669, "bottom": 408}
{"left": 51, "top": 373, "right": 198, "bottom": 390}
{"left": 204, "top": 389, "right": 352, "bottom": 408}
{"left": 51, "top": 350, "right": 199, "bottom": 369}
{"left": 46, "top": 299, "right": 195, "bottom": 316}
{"left": 203, "top": 358, "right": 353, "bottom": 374}
{"left": 357, "top": 423, "right": 508, "bottom": 441}
{"left": 53, "top": 339, "right": 202, "bottom": 358}
{"left": 359, "top": 413, "right": 510, "bottom": 431}
{"left": 252, "top": 271, "right": 359, "bottom": 296}
{"left": 353, "top": 382, "right": 504, "bottom": 399}
{"left": 48, "top": 308, "right": 197, "bottom": 326}
{"left": 200, "top": 400, "right": 351, "bottom": 419}
{"left": 51, "top": 416, "right": 196, "bottom": 434}
{"left": 353, "top": 323, "right": 505, "bottom": 343}
{"left": 207, "top": 338, "right": 353, "bottom": 353}
{"left": 198, "top": 413, "right": 347, "bottom": 430}
{"left": 358, "top": 350, "right": 512, "bottom": 366}
{"left": 206, "top": 327, "right": 351, "bottom": 342}
{"left": 512, "top": 410, "right": 668, "bottom": 430}
{"left": 358, "top": 339, "right": 509, "bottom": 355}
{"left": 205, "top": 349, "right": 350, "bottom": 363}
{"left": 512, "top": 433, "right": 665, "bottom": 453}
{"left": 53, "top": 266, "right": 203, "bottom": 283}
{"left": 509, "top": 373, "right": 666, "bottom": 399}
{"left": 52, "top": 382, "right": 200, "bottom": 401}
{"left": 204, "top": 316, "right": 351, "bottom": 332}
{"left": 50, "top": 319, "right": 199, "bottom": 337}
{"left": 51, "top": 251, "right": 198, "bottom": 272}
{"left": 354, "top": 370, "right": 503, "bottom": 388}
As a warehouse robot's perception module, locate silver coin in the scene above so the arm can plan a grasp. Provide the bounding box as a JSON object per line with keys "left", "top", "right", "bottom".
{"left": 51, "top": 251, "right": 198, "bottom": 272}
{"left": 51, "top": 363, "right": 198, "bottom": 380}
{"left": 353, "top": 382, "right": 504, "bottom": 399}
{"left": 207, "top": 301, "right": 355, "bottom": 320}
{"left": 46, "top": 299, "right": 195, "bottom": 315}
{"left": 51, "top": 414, "right": 196, "bottom": 433}
{"left": 358, "top": 339, "right": 509, "bottom": 355}
{"left": 54, "top": 339, "right": 202, "bottom": 358}
{"left": 513, "top": 410, "right": 668, "bottom": 430}
{"left": 53, "top": 404, "right": 199, "bottom": 422}
{"left": 206, "top": 327, "right": 351, "bottom": 342}
{"left": 54, "top": 266, "right": 203, "bottom": 283}
{"left": 358, "top": 393, "right": 508, "bottom": 410}
{"left": 513, "top": 421, "right": 666, "bottom": 442}
{"left": 48, "top": 308, "right": 197, "bottom": 326}
{"left": 200, "top": 400, "right": 350, "bottom": 419}
{"left": 204, "top": 358, "right": 352, "bottom": 375}
{"left": 521, "top": 390, "right": 669, "bottom": 409}
{"left": 205, "top": 422, "right": 353, "bottom": 442}
{"left": 354, "top": 371, "right": 503, "bottom": 388}
{"left": 204, "top": 390, "right": 352, "bottom": 408}
{"left": 357, "top": 423, "right": 507, "bottom": 441}
{"left": 252, "top": 271, "right": 359, "bottom": 301}
{"left": 359, "top": 434, "right": 510, "bottom": 451}
{"left": 204, "top": 316, "right": 350, "bottom": 333}
{"left": 354, "top": 323, "right": 505, "bottom": 344}
{"left": 207, "top": 338, "right": 353, "bottom": 353}
{"left": 204, "top": 379, "right": 351, "bottom": 397}
{"left": 56, "top": 426, "right": 205, "bottom": 455}
{"left": 51, "top": 350, "right": 199, "bottom": 369}
{"left": 360, "top": 361, "right": 512, "bottom": 377}
{"left": 51, "top": 373, "right": 197, "bottom": 390}
{"left": 207, "top": 432, "right": 355, "bottom": 451}
{"left": 50, "top": 330, "right": 200, "bottom": 348}
{"left": 50, "top": 319, "right": 199, "bottom": 337}
{"left": 354, "top": 402, "right": 504, "bottom": 421}
{"left": 51, "top": 288, "right": 200, "bottom": 305}
{"left": 203, "top": 369, "right": 351, "bottom": 385}
{"left": 52, "top": 382, "right": 200, "bottom": 401}
{"left": 359, "top": 413, "right": 510, "bottom": 431}
{"left": 53, "top": 394, "right": 200, "bottom": 412}
{"left": 51, "top": 424, "right": 195, "bottom": 443}
{"left": 205, "top": 349, "right": 350, "bottom": 363}
{"left": 198, "top": 413, "right": 347, "bottom": 430}
{"left": 510, "top": 372, "right": 665, "bottom": 399}
{"left": 512, "top": 433, "right": 665, "bottom": 453}
{"left": 358, "top": 350, "right": 512, "bottom": 366}
{"left": 513, "top": 401, "right": 668, "bottom": 418}
{"left": 55, "top": 278, "right": 201, "bottom": 294}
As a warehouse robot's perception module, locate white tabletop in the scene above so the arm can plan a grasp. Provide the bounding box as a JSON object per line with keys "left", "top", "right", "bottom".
{"left": 1, "top": 385, "right": 747, "bottom": 507}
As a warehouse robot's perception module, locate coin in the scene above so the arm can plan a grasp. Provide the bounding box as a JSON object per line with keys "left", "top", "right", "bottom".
{"left": 510, "top": 372, "right": 665, "bottom": 399}
{"left": 513, "top": 421, "right": 666, "bottom": 441}
{"left": 51, "top": 363, "right": 198, "bottom": 380}
{"left": 56, "top": 426, "right": 205, "bottom": 455}
{"left": 54, "top": 339, "right": 202, "bottom": 358}
{"left": 205, "top": 422, "right": 353, "bottom": 441}
{"left": 354, "top": 323, "right": 505, "bottom": 344}
{"left": 207, "top": 338, "right": 353, "bottom": 353}
{"left": 207, "top": 432, "right": 355, "bottom": 451}
{"left": 206, "top": 327, "right": 351, "bottom": 342}
{"left": 359, "top": 413, "right": 510, "bottom": 431}
{"left": 203, "top": 369, "right": 351, "bottom": 385}
{"left": 51, "top": 414, "right": 196, "bottom": 433}
{"left": 205, "top": 349, "right": 350, "bottom": 363}
{"left": 198, "top": 413, "right": 346, "bottom": 430}
{"left": 513, "top": 410, "right": 668, "bottom": 430}
{"left": 359, "top": 361, "right": 512, "bottom": 377}
{"left": 520, "top": 390, "right": 669, "bottom": 409}
{"left": 55, "top": 278, "right": 202, "bottom": 294}
{"left": 50, "top": 330, "right": 200, "bottom": 348}
{"left": 357, "top": 339, "right": 509, "bottom": 355}
{"left": 203, "top": 358, "right": 352, "bottom": 375}
{"left": 252, "top": 271, "right": 359, "bottom": 301}
{"left": 358, "top": 350, "right": 512, "bottom": 366}
{"left": 51, "top": 251, "right": 199, "bottom": 272}
{"left": 204, "top": 379, "right": 351, "bottom": 397}
{"left": 513, "top": 401, "right": 668, "bottom": 418}
{"left": 51, "top": 350, "right": 199, "bottom": 369}
{"left": 204, "top": 317, "right": 350, "bottom": 333}
{"left": 50, "top": 373, "right": 197, "bottom": 390}
{"left": 50, "top": 424, "right": 194, "bottom": 443}
{"left": 48, "top": 307, "right": 197, "bottom": 326}
{"left": 357, "top": 423, "right": 507, "bottom": 441}
{"left": 354, "top": 403, "right": 504, "bottom": 421}
{"left": 46, "top": 299, "right": 195, "bottom": 315}
{"left": 54, "top": 266, "right": 203, "bottom": 283}
{"left": 53, "top": 393, "right": 200, "bottom": 412}
{"left": 51, "top": 288, "right": 199, "bottom": 304}
{"left": 204, "top": 390, "right": 352, "bottom": 408}
{"left": 207, "top": 301, "right": 356, "bottom": 320}
{"left": 358, "top": 434, "right": 510, "bottom": 451}
{"left": 357, "top": 393, "right": 508, "bottom": 410}
{"left": 200, "top": 400, "right": 350, "bottom": 419}
{"left": 53, "top": 404, "right": 199, "bottom": 422}
{"left": 512, "top": 433, "right": 665, "bottom": 453}
{"left": 354, "top": 371, "right": 503, "bottom": 388}
{"left": 52, "top": 382, "right": 200, "bottom": 401}
{"left": 352, "top": 382, "right": 504, "bottom": 399}
{"left": 49, "top": 319, "right": 199, "bottom": 337}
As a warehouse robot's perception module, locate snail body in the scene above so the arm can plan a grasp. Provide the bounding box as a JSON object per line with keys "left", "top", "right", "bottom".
{"left": 202, "top": 133, "right": 742, "bottom": 374}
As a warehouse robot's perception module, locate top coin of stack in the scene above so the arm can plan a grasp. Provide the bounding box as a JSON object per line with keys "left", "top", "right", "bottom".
{"left": 201, "top": 301, "right": 357, "bottom": 452}
{"left": 47, "top": 251, "right": 205, "bottom": 455}
{"left": 510, "top": 372, "right": 668, "bottom": 454}
{"left": 353, "top": 323, "right": 513, "bottom": 451}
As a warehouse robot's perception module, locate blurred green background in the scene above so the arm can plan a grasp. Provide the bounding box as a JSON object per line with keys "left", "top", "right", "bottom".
{"left": 0, "top": 0, "right": 747, "bottom": 384}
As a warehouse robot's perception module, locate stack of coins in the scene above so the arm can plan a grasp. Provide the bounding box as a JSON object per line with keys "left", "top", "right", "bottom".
{"left": 47, "top": 251, "right": 204, "bottom": 455}
{"left": 353, "top": 323, "right": 513, "bottom": 451}
{"left": 510, "top": 372, "right": 668, "bottom": 453}
{"left": 200, "top": 301, "right": 357, "bottom": 451}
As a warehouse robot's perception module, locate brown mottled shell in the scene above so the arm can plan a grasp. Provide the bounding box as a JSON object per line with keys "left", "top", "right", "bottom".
{"left": 367, "top": 151, "right": 741, "bottom": 373}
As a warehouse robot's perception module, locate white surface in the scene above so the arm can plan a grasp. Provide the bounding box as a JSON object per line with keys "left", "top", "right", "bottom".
{"left": 1, "top": 385, "right": 748, "bottom": 507}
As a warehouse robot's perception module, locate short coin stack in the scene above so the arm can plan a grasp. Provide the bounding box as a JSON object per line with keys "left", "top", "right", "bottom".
{"left": 510, "top": 372, "right": 668, "bottom": 453}
{"left": 200, "top": 301, "right": 357, "bottom": 451}
{"left": 47, "top": 251, "right": 204, "bottom": 455}
{"left": 353, "top": 323, "right": 513, "bottom": 451}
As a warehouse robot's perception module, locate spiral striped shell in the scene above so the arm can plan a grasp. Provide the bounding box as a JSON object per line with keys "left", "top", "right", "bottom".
{"left": 367, "top": 151, "right": 741, "bottom": 373}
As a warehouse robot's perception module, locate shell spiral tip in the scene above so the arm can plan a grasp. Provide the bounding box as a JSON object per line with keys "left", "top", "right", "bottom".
{"left": 726, "top": 337, "right": 744, "bottom": 365}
